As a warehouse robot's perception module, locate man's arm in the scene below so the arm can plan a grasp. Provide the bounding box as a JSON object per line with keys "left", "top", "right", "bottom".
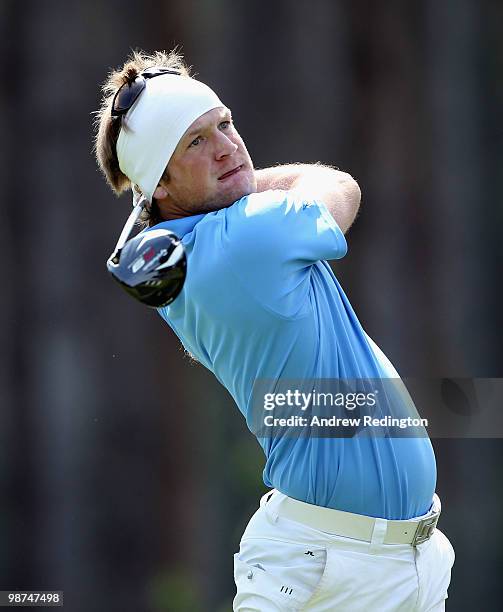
{"left": 254, "top": 163, "right": 361, "bottom": 234}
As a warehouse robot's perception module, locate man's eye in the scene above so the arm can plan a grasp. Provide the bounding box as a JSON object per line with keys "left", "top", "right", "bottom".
{"left": 219, "top": 120, "right": 231, "bottom": 130}
{"left": 189, "top": 136, "right": 201, "bottom": 147}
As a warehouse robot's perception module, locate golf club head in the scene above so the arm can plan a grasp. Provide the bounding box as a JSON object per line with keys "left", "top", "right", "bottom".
{"left": 107, "top": 228, "right": 186, "bottom": 307}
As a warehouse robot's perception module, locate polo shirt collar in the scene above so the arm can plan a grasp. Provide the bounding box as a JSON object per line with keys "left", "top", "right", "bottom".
{"left": 150, "top": 213, "right": 206, "bottom": 238}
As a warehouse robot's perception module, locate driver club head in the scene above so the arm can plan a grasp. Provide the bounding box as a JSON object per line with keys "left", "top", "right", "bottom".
{"left": 107, "top": 228, "right": 187, "bottom": 308}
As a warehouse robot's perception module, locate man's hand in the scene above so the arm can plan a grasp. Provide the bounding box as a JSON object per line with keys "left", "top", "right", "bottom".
{"left": 254, "top": 163, "right": 361, "bottom": 234}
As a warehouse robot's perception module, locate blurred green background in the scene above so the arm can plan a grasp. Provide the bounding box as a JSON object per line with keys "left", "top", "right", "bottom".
{"left": 0, "top": 0, "right": 502, "bottom": 610}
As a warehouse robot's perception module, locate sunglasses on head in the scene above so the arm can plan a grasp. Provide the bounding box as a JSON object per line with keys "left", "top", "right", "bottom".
{"left": 111, "top": 67, "right": 181, "bottom": 117}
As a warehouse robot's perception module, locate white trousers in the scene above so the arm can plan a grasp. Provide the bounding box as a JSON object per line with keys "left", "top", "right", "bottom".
{"left": 233, "top": 491, "right": 455, "bottom": 611}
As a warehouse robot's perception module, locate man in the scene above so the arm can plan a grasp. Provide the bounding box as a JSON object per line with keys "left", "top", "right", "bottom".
{"left": 95, "top": 50, "right": 454, "bottom": 610}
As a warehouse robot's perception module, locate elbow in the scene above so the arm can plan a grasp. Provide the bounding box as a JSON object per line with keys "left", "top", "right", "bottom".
{"left": 340, "top": 171, "right": 361, "bottom": 210}
{"left": 338, "top": 172, "right": 361, "bottom": 232}
{"left": 350, "top": 178, "right": 361, "bottom": 222}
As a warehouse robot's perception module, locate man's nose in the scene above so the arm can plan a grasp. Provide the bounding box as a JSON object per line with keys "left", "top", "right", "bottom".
{"left": 215, "top": 133, "right": 238, "bottom": 160}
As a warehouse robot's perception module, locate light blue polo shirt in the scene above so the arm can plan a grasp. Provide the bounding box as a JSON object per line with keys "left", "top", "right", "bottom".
{"left": 154, "top": 190, "right": 436, "bottom": 520}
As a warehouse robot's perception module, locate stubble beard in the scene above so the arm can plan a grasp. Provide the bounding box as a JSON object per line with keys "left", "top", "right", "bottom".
{"left": 188, "top": 175, "right": 257, "bottom": 216}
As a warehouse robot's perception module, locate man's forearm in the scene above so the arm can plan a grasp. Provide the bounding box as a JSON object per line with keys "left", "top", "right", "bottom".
{"left": 254, "top": 163, "right": 361, "bottom": 234}
{"left": 255, "top": 163, "right": 309, "bottom": 192}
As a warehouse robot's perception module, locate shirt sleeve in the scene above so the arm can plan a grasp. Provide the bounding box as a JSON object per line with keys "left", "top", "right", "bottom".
{"left": 220, "top": 190, "right": 347, "bottom": 317}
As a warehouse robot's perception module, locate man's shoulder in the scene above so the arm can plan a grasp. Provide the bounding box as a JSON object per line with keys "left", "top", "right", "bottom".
{"left": 231, "top": 189, "right": 295, "bottom": 214}
{"left": 219, "top": 190, "right": 311, "bottom": 229}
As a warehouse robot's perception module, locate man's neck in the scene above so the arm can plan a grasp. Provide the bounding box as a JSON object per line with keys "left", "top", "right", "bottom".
{"left": 156, "top": 197, "right": 191, "bottom": 221}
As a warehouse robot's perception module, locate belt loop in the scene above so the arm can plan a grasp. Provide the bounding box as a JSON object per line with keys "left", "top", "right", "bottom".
{"left": 369, "top": 518, "right": 387, "bottom": 553}
{"left": 259, "top": 490, "right": 271, "bottom": 508}
{"left": 432, "top": 494, "right": 441, "bottom": 514}
{"left": 260, "top": 489, "right": 276, "bottom": 508}
{"left": 261, "top": 489, "right": 279, "bottom": 523}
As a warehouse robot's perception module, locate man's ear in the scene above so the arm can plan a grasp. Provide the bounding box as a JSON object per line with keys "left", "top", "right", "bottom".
{"left": 153, "top": 185, "right": 169, "bottom": 199}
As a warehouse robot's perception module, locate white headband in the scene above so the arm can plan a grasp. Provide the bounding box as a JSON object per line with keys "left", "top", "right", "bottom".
{"left": 116, "top": 73, "right": 223, "bottom": 203}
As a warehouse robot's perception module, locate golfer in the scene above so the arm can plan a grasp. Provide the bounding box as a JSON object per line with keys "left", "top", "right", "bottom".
{"left": 95, "top": 50, "right": 455, "bottom": 610}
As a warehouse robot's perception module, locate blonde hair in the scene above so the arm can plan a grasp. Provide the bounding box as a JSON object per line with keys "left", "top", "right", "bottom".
{"left": 93, "top": 49, "right": 191, "bottom": 226}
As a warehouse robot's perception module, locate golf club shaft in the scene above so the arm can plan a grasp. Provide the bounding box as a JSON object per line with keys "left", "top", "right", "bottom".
{"left": 109, "top": 197, "right": 147, "bottom": 264}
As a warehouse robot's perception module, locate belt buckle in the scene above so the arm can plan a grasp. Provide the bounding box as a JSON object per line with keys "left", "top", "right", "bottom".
{"left": 412, "top": 513, "right": 439, "bottom": 546}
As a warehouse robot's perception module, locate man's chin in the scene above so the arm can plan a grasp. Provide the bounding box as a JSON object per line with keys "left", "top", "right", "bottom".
{"left": 222, "top": 175, "right": 257, "bottom": 205}
{"left": 199, "top": 184, "right": 256, "bottom": 214}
